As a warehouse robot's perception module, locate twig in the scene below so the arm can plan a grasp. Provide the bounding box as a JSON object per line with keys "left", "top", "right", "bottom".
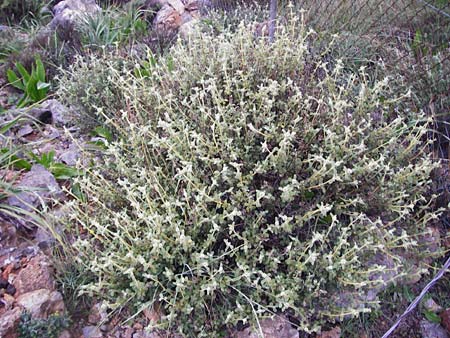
{"left": 381, "top": 255, "right": 450, "bottom": 338}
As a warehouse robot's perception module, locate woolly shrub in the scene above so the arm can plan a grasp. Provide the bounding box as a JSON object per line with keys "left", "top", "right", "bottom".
{"left": 60, "top": 16, "right": 442, "bottom": 336}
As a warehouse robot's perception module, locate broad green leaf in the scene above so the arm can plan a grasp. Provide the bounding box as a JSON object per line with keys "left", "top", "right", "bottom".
{"left": 50, "top": 163, "right": 81, "bottom": 180}
{"left": 92, "top": 126, "right": 113, "bottom": 142}
{"left": 6, "top": 69, "right": 24, "bottom": 90}
{"left": 35, "top": 57, "right": 46, "bottom": 82}
{"left": 25, "top": 77, "right": 39, "bottom": 102}
{"left": 15, "top": 62, "right": 30, "bottom": 83}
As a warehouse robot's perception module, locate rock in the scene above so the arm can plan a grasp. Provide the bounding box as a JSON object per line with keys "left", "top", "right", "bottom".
{"left": 0, "top": 307, "right": 22, "bottom": 338}
{"left": 82, "top": 325, "right": 103, "bottom": 338}
{"left": 235, "top": 316, "right": 298, "bottom": 338}
{"left": 154, "top": 4, "right": 182, "bottom": 33}
{"left": 88, "top": 302, "right": 108, "bottom": 324}
{"left": 123, "top": 327, "right": 135, "bottom": 338}
{"left": 0, "top": 222, "right": 17, "bottom": 252}
{"left": 440, "top": 308, "right": 450, "bottom": 332}
{"left": 179, "top": 19, "right": 200, "bottom": 39}
{"left": 420, "top": 319, "right": 449, "bottom": 338}
{"left": 184, "top": 0, "right": 200, "bottom": 12}
{"left": 35, "top": 227, "right": 56, "bottom": 250}
{"left": 42, "top": 125, "right": 61, "bottom": 139}
{"left": 50, "top": 0, "right": 101, "bottom": 35}
{"left": 317, "top": 326, "right": 341, "bottom": 338}
{"left": 13, "top": 254, "right": 55, "bottom": 295}
{"left": 143, "top": 305, "right": 162, "bottom": 324}
{"left": 16, "top": 125, "right": 34, "bottom": 138}
{"left": 59, "top": 143, "right": 81, "bottom": 166}
{"left": 16, "top": 289, "right": 65, "bottom": 319}
{"left": 59, "top": 330, "right": 72, "bottom": 338}
{"left": 40, "top": 99, "right": 72, "bottom": 126}
{"left": 0, "top": 277, "right": 8, "bottom": 288}
{"left": 133, "top": 323, "right": 144, "bottom": 330}
{"left": 1, "top": 293, "right": 15, "bottom": 310}
{"left": 132, "top": 331, "right": 161, "bottom": 338}
{"left": 167, "top": 0, "right": 185, "bottom": 14}
{"left": 29, "top": 106, "right": 53, "bottom": 124}
{"left": 21, "top": 100, "right": 71, "bottom": 127}
{"left": 424, "top": 298, "right": 443, "bottom": 313}
{"left": 7, "top": 165, "right": 64, "bottom": 212}
{"left": 5, "top": 283, "right": 16, "bottom": 296}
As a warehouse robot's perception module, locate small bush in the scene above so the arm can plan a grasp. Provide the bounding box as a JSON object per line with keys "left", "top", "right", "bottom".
{"left": 17, "top": 312, "right": 70, "bottom": 338}
{"left": 60, "top": 17, "right": 442, "bottom": 336}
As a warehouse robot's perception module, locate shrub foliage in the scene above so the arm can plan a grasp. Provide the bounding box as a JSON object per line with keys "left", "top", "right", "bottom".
{"left": 61, "top": 18, "right": 441, "bottom": 336}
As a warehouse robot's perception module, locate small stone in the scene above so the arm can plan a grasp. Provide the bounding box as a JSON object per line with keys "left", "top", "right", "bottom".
{"left": 133, "top": 323, "right": 144, "bottom": 330}
{"left": 2, "top": 264, "right": 15, "bottom": 280}
{"left": 184, "top": 0, "right": 200, "bottom": 12}
{"left": 235, "top": 316, "right": 298, "bottom": 338}
{"left": 317, "top": 326, "right": 341, "bottom": 338}
{"left": 82, "top": 325, "right": 103, "bottom": 338}
{"left": 132, "top": 331, "right": 161, "bottom": 338}
{"left": 59, "top": 144, "right": 80, "bottom": 166}
{"left": 40, "top": 99, "right": 72, "bottom": 126}
{"left": 2, "top": 293, "right": 15, "bottom": 310}
{"left": 167, "top": 0, "right": 185, "bottom": 14}
{"left": 50, "top": 0, "right": 101, "bottom": 36}
{"left": 0, "top": 307, "right": 22, "bottom": 338}
{"left": 440, "top": 308, "right": 450, "bottom": 332}
{"left": 0, "top": 277, "right": 8, "bottom": 288}
{"left": 143, "top": 306, "right": 161, "bottom": 324}
{"left": 179, "top": 19, "right": 200, "bottom": 40}
{"left": 7, "top": 165, "right": 64, "bottom": 212}
{"left": 17, "top": 125, "right": 34, "bottom": 137}
{"left": 420, "top": 319, "right": 449, "bottom": 338}
{"left": 43, "top": 124, "right": 61, "bottom": 139}
{"left": 153, "top": 4, "right": 182, "bottom": 33}
{"left": 58, "top": 330, "right": 72, "bottom": 338}
{"left": 5, "top": 283, "right": 15, "bottom": 296}
{"left": 13, "top": 254, "right": 55, "bottom": 295}
{"left": 88, "top": 302, "right": 107, "bottom": 324}
{"left": 16, "top": 289, "right": 65, "bottom": 319}
{"left": 123, "top": 327, "right": 135, "bottom": 338}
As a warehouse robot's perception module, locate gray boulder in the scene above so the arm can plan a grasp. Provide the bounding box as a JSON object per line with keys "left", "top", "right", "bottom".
{"left": 50, "top": 0, "right": 101, "bottom": 38}
{"left": 7, "top": 165, "right": 64, "bottom": 212}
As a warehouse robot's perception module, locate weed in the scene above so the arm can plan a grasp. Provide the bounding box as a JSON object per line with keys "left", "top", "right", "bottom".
{"left": 17, "top": 311, "right": 70, "bottom": 338}
{"left": 7, "top": 56, "right": 50, "bottom": 108}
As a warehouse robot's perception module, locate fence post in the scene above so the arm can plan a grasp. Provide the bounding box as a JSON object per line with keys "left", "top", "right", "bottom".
{"left": 269, "top": 0, "right": 278, "bottom": 43}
